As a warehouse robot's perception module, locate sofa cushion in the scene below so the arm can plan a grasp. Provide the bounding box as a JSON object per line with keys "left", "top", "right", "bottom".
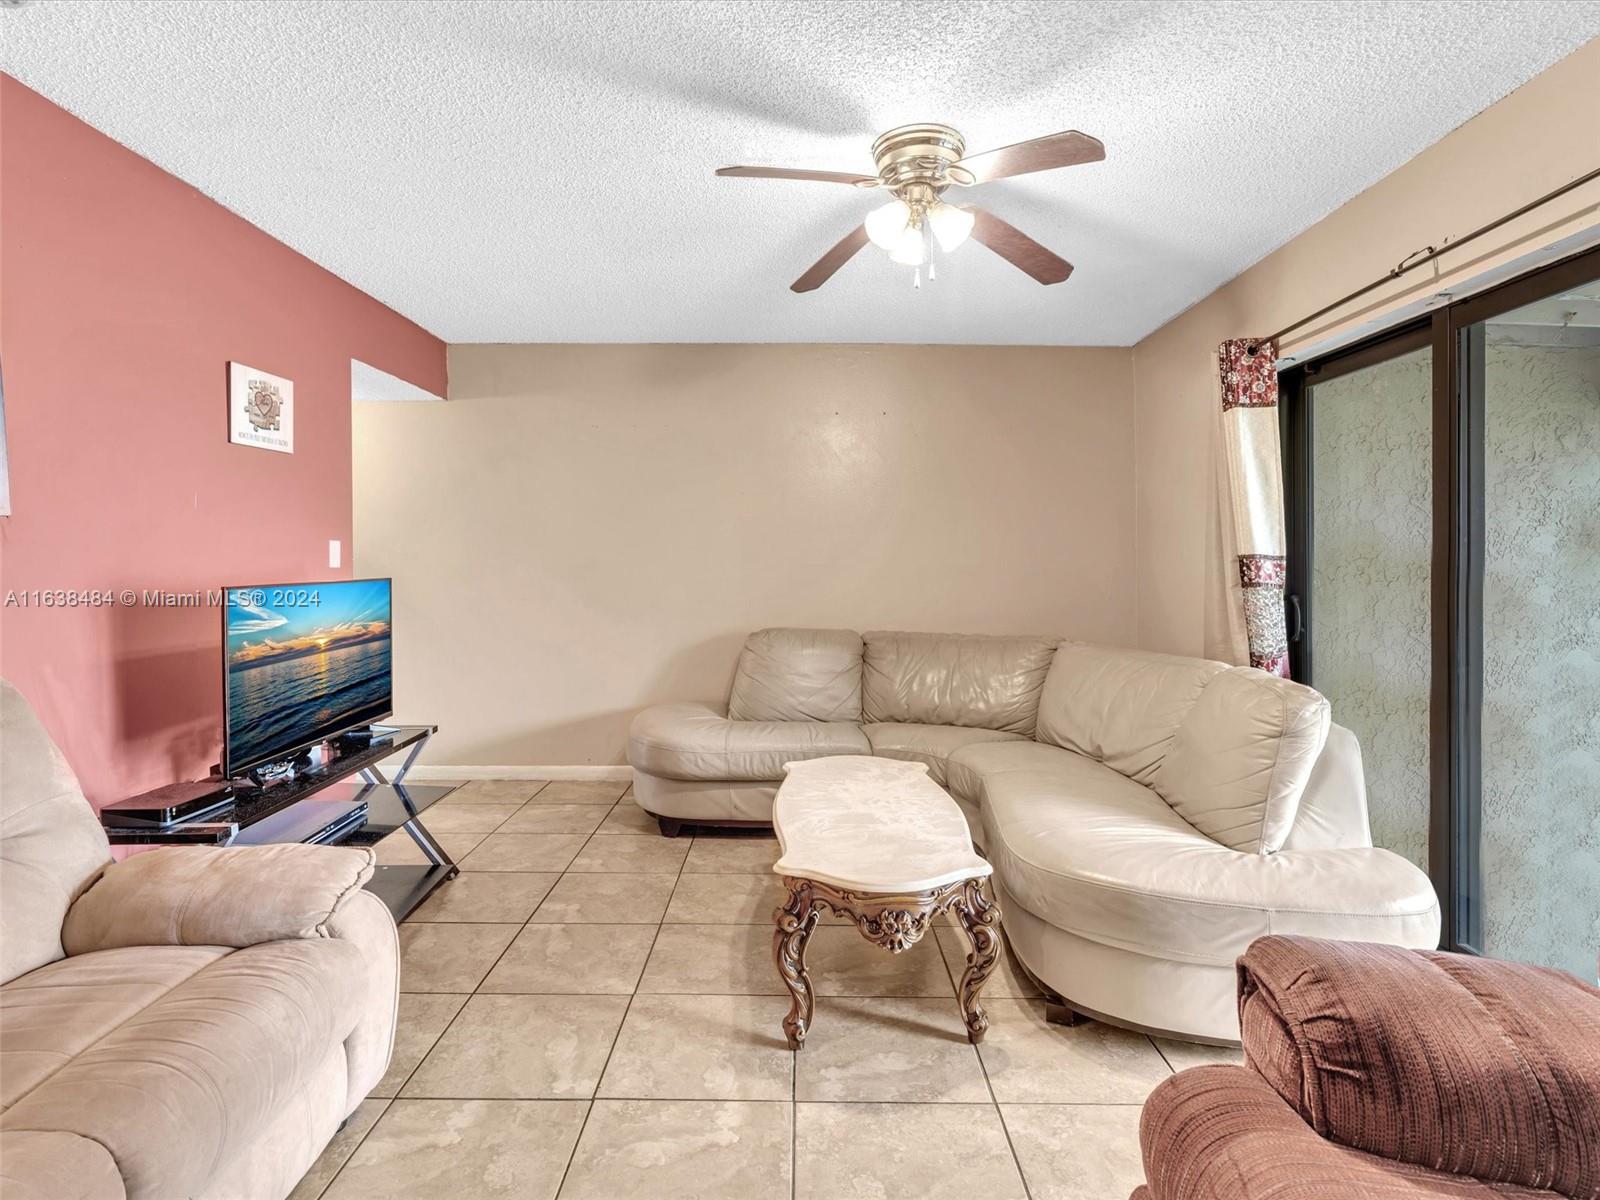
{"left": 944, "top": 738, "right": 1092, "bottom": 807}
{"left": 0, "top": 682, "right": 113, "bottom": 985}
{"left": 0, "top": 945, "right": 228, "bottom": 1110}
{"left": 863, "top": 723, "right": 1025, "bottom": 786}
{"left": 0, "top": 938, "right": 366, "bottom": 1200}
{"left": 979, "top": 750, "right": 1439, "bottom": 965}
{"left": 727, "top": 628, "right": 864, "bottom": 723}
{"left": 1035, "top": 643, "right": 1227, "bottom": 783}
{"left": 1154, "top": 668, "right": 1331, "bottom": 854}
{"left": 862, "top": 631, "right": 1058, "bottom": 735}
{"left": 628, "top": 703, "right": 869, "bottom": 781}
{"left": 1238, "top": 936, "right": 1600, "bottom": 1199}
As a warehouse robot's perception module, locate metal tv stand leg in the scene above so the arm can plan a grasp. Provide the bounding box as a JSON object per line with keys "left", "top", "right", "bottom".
{"left": 360, "top": 730, "right": 457, "bottom": 876}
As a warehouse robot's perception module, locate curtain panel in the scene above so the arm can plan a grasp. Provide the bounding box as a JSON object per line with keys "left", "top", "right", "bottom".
{"left": 1213, "top": 339, "right": 1290, "bottom": 677}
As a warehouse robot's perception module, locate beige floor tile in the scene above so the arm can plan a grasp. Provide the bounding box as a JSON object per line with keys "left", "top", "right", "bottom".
{"left": 288, "top": 1097, "right": 389, "bottom": 1199}
{"left": 415, "top": 803, "right": 520, "bottom": 833}
{"left": 458, "top": 833, "right": 588, "bottom": 872}
{"left": 558, "top": 1099, "right": 791, "bottom": 1200}
{"left": 664, "top": 873, "right": 849, "bottom": 925}
{"left": 637, "top": 924, "right": 784, "bottom": 995}
{"left": 566, "top": 835, "right": 690, "bottom": 873}
{"left": 1152, "top": 1036, "right": 1244, "bottom": 1071}
{"left": 1003, "top": 1103, "right": 1147, "bottom": 1200}
{"left": 402, "top": 994, "right": 628, "bottom": 1099}
{"left": 409, "top": 872, "right": 559, "bottom": 923}
{"left": 371, "top": 993, "right": 469, "bottom": 1097}
{"left": 376, "top": 831, "right": 483, "bottom": 867}
{"left": 322, "top": 1099, "right": 585, "bottom": 1200}
{"left": 443, "top": 780, "right": 549, "bottom": 804}
{"left": 681, "top": 835, "right": 780, "bottom": 874}
{"left": 398, "top": 922, "right": 518, "bottom": 993}
{"left": 498, "top": 803, "right": 608, "bottom": 835}
{"left": 807, "top": 925, "right": 956, "bottom": 997}
{"left": 529, "top": 780, "right": 628, "bottom": 805}
{"left": 934, "top": 925, "right": 1043, "bottom": 998}
{"left": 530, "top": 872, "right": 678, "bottom": 923}
{"left": 795, "top": 996, "right": 990, "bottom": 1102}
{"left": 795, "top": 1102, "right": 1027, "bottom": 1200}
{"left": 977, "top": 1000, "right": 1174, "bottom": 1103}
{"left": 478, "top": 923, "right": 656, "bottom": 994}
{"left": 598, "top": 994, "right": 793, "bottom": 1101}
{"left": 665, "top": 872, "right": 785, "bottom": 924}
{"left": 593, "top": 802, "right": 660, "bottom": 835}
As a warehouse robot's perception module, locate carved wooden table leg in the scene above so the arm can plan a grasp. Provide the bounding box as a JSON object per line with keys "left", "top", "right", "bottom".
{"left": 773, "top": 878, "right": 819, "bottom": 1050}
{"left": 951, "top": 878, "right": 1002, "bottom": 1044}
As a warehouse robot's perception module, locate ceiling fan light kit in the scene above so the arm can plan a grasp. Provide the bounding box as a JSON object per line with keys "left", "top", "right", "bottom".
{"left": 716, "top": 122, "right": 1104, "bottom": 293}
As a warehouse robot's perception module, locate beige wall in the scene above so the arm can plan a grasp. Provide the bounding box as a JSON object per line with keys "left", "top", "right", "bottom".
{"left": 355, "top": 344, "right": 1135, "bottom": 767}
{"left": 1131, "top": 37, "right": 1600, "bottom": 656}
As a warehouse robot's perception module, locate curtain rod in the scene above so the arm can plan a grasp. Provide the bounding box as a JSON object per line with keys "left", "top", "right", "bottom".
{"left": 1246, "top": 164, "right": 1600, "bottom": 357}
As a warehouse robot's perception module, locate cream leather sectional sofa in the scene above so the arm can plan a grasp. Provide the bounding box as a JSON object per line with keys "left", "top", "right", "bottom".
{"left": 0, "top": 681, "right": 399, "bottom": 1200}
{"left": 628, "top": 629, "right": 1441, "bottom": 1042}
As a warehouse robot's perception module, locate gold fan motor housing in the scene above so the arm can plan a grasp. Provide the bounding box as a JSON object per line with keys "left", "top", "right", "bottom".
{"left": 871, "top": 123, "right": 970, "bottom": 196}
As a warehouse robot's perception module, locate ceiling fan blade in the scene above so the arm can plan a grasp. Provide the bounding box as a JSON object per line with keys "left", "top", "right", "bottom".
{"left": 716, "top": 165, "right": 878, "bottom": 186}
{"left": 956, "top": 130, "right": 1105, "bottom": 184}
{"left": 791, "top": 224, "right": 870, "bottom": 293}
{"left": 966, "top": 208, "right": 1073, "bottom": 284}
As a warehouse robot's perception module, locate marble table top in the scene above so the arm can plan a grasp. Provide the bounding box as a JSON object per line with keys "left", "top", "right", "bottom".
{"left": 772, "top": 756, "right": 993, "bottom": 893}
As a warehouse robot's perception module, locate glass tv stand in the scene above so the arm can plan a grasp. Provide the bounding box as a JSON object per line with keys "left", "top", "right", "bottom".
{"left": 100, "top": 725, "right": 459, "bottom": 922}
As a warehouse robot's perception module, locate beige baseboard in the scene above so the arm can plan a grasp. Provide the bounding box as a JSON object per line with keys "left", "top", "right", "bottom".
{"left": 401, "top": 764, "right": 633, "bottom": 782}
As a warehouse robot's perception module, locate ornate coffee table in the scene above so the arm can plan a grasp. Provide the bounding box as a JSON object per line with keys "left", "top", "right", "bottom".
{"left": 770, "top": 755, "right": 1001, "bottom": 1049}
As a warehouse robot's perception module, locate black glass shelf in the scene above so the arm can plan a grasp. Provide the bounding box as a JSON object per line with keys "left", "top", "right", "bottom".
{"left": 100, "top": 724, "right": 458, "bottom": 921}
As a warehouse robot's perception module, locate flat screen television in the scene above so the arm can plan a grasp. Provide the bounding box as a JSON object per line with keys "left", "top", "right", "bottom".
{"left": 222, "top": 578, "right": 393, "bottom": 777}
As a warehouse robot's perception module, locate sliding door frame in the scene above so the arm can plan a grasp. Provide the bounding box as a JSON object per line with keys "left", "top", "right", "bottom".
{"left": 1280, "top": 241, "right": 1600, "bottom": 954}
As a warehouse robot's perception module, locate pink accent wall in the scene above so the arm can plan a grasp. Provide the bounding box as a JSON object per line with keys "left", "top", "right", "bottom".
{"left": 0, "top": 75, "right": 447, "bottom": 804}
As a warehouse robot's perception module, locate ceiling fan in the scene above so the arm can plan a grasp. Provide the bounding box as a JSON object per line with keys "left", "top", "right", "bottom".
{"left": 716, "top": 124, "right": 1104, "bottom": 292}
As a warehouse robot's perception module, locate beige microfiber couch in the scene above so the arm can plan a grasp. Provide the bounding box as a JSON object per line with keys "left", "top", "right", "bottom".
{"left": 0, "top": 680, "right": 399, "bottom": 1200}
{"left": 628, "top": 629, "right": 1440, "bottom": 1042}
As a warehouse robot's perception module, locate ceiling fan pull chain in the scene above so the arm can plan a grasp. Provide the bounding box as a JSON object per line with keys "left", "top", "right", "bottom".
{"left": 913, "top": 266, "right": 922, "bottom": 289}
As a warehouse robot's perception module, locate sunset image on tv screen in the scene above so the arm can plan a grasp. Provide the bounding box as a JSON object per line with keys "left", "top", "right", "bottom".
{"left": 224, "top": 578, "right": 392, "bottom": 773}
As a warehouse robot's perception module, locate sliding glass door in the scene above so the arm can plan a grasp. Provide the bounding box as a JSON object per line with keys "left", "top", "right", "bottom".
{"left": 1294, "top": 338, "right": 1434, "bottom": 870}
{"left": 1469, "top": 275, "right": 1600, "bottom": 978}
{"left": 1283, "top": 245, "right": 1600, "bottom": 977}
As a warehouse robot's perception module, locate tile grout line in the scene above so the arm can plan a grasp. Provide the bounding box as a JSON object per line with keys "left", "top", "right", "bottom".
{"left": 551, "top": 786, "right": 689, "bottom": 1199}
{"left": 338, "top": 1094, "right": 1145, "bottom": 1106}
{"left": 952, "top": 909, "right": 1036, "bottom": 1200}
{"left": 1149, "top": 1036, "right": 1178, "bottom": 1074}
{"left": 308, "top": 780, "right": 553, "bottom": 1196}
{"left": 313, "top": 779, "right": 556, "bottom": 1199}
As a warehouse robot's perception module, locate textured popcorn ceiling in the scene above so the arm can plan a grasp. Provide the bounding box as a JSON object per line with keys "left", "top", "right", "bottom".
{"left": 4, "top": 1, "right": 1598, "bottom": 344}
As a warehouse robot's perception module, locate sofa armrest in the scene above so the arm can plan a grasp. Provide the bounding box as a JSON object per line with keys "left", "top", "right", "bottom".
{"left": 627, "top": 703, "right": 870, "bottom": 781}
{"left": 1238, "top": 935, "right": 1600, "bottom": 1198}
{"left": 324, "top": 885, "right": 401, "bottom": 1108}
{"left": 61, "top": 843, "right": 375, "bottom": 954}
{"left": 0, "top": 1131, "right": 125, "bottom": 1200}
{"left": 1137, "top": 1064, "right": 1512, "bottom": 1200}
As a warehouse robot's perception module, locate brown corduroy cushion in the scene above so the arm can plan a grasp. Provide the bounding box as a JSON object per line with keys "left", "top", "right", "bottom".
{"left": 1236, "top": 936, "right": 1600, "bottom": 1198}
{"left": 1134, "top": 1065, "right": 1566, "bottom": 1200}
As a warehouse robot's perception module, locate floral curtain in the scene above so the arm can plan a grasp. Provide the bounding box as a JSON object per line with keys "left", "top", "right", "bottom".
{"left": 1212, "top": 338, "right": 1289, "bottom": 677}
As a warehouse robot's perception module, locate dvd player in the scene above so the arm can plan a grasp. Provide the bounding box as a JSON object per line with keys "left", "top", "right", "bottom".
{"left": 100, "top": 780, "right": 235, "bottom": 828}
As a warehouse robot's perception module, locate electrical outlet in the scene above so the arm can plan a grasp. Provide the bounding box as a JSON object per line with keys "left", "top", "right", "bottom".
{"left": 328, "top": 539, "right": 342, "bottom": 569}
